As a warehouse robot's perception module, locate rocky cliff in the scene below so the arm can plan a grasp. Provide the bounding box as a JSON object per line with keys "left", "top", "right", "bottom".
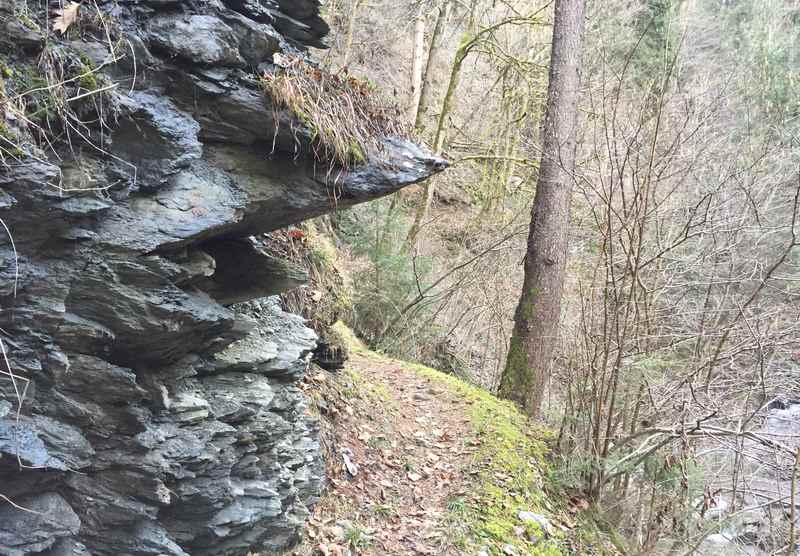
{"left": 0, "top": 1, "right": 444, "bottom": 554}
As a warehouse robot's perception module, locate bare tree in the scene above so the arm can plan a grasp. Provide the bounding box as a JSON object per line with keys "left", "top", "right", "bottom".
{"left": 404, "top": 7, "right": 545, "bottom": 250}
{"left": 408, "top": 5, "right": 426, "bottom": 123}
{"left": 498, "top": 0, "right": 586, "bottom": 415}
{"left": 341, "top": 0, "right": 363, "bottom": 67}
{"left": 414, "top": 1, "right": 450, "bottom": 130}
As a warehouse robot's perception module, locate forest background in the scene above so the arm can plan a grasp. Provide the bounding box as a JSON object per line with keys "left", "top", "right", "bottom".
{"left": 293, "top": 1, "right": 800, "bottom": 554}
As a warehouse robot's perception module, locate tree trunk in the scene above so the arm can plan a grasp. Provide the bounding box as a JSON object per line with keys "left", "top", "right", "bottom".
{"left": 498, "top": 0, "right": 585, "bottom": 416}
{"left": 414, "top": 1, "right": 450, "bottom": 131}
{"left": 402, "top": 30, "right": 467, "bottom": 250}
{"left": 341, "top": 0, "right": 362, "bottom": 68}
{"left": 408, "top": 8, "right": 426, "bottom": 123}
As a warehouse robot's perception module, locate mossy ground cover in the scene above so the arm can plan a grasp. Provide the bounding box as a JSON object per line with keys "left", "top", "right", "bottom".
{"left": 405, "top": 360, "right": 567, "bottom": 556}
{"left": 325, "top": 327, "right": 568, "bottom": 555}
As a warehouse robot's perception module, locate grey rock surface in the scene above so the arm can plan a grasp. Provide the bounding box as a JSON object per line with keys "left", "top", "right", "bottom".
{"left": 0, "top": 0, "right": 445, "bottom": 554}
{"left": 0, "top": 493, "right": 81, "bottom": 555}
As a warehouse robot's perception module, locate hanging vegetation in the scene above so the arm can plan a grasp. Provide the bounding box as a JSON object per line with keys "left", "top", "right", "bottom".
{"left": 261, "top": 55, "right": 410, "bottom": 170}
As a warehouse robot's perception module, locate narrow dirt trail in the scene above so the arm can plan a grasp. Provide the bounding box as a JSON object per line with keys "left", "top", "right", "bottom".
{"left": 292, "top": 352, "right": 483, "bottom": 555}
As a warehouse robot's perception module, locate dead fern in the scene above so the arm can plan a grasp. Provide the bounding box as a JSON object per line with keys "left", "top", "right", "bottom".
{"left": 260, "top": 56, "right": 409, "bottom": 172}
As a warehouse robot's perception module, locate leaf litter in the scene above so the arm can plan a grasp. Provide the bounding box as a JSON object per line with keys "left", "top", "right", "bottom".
{"left": 288, "top": 352, "right": 481, "bottom": 555}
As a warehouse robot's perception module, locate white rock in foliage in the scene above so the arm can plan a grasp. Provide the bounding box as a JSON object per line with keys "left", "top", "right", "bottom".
{"left": 518, "top": 511, "right": 555, "bottom": 536}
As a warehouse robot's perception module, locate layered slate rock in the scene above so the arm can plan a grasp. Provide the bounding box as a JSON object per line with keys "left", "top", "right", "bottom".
{"left": 0, "top": 0, "right": 445, "bottom": 554}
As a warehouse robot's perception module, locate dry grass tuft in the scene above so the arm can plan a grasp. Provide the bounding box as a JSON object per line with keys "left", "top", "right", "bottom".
{"left": 0, "top": 1, "right": 125, "bottom": 170}
{"left": 260, "top": 56, "right": 409, "bottom": 171}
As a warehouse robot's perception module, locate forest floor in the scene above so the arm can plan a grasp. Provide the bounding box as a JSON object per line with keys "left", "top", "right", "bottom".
{"left": 283, "top": 332, "right": 615, "bottom": 556}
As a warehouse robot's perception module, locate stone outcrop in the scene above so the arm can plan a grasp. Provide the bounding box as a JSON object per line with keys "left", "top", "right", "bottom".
{"left": 0, "top": 1, "right": 444, "bottom": 554}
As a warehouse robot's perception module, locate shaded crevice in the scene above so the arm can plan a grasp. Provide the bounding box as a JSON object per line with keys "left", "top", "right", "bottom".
{"left": 192, "top": 238, "right": 308, "bottom": 306}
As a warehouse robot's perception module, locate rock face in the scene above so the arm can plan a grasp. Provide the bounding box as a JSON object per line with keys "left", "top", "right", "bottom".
{"left": 0, "top": 1, "right": 444, "bottom": 554}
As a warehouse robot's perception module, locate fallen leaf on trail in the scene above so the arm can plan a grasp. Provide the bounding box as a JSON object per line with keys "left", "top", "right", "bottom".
{"left": 327, "top": 525, "right": 346, "bottom": 540}
{"left": 317, "top": 542, "right": 345, "bottom": 556}
{"left": 53, "top": 2, "right": 80, "bottom": 34}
